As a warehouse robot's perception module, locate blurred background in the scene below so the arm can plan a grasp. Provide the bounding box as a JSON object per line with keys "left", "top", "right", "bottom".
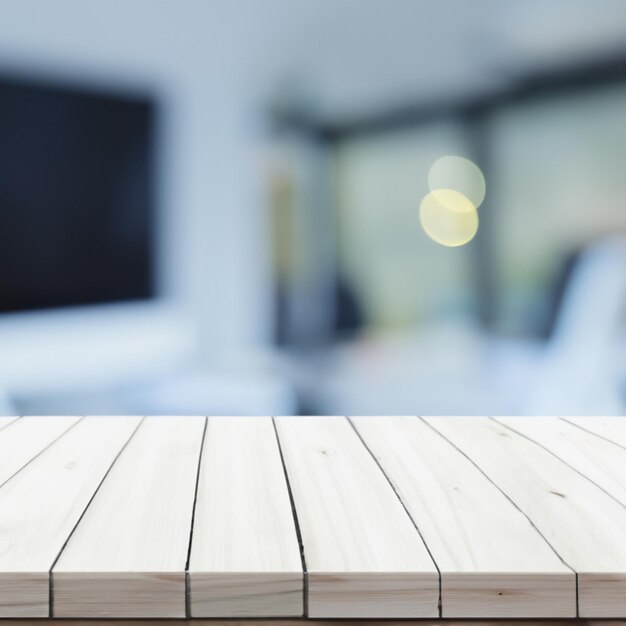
{"left": 0, "top": 0, "right": 625, "bottom": 416}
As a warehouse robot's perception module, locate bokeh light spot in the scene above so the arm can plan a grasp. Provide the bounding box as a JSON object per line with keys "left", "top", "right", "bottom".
{"left": 428, "top": 155, "right": 486, "bottom": 208}
{"left": 419, "top": 189, "right": 479, "bottom": 247}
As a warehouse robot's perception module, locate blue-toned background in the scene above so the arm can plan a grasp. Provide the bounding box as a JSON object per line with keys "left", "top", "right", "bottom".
{"left": 0, "top": 0, "right": 624, "bottom": 416}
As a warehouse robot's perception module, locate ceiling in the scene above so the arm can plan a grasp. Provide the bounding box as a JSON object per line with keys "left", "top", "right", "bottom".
{"left": 2, "top": 0, "right": 626, "bottom": 124}
{"left": 257, "top": 0, "right": 626, "bottom": 123}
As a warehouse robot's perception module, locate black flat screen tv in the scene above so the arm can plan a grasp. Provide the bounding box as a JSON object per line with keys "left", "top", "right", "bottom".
{"left": 0, "top": 75, "right": 156, "bottom": 314}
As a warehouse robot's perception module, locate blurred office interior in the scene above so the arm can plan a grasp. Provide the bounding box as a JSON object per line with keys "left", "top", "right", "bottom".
{"left": 0, "top": 0, "right": 625, "bottom": 416}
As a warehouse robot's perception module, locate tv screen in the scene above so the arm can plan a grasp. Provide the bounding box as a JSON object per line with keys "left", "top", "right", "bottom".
{"left": 0, "top": 75, "right": 156, "bottom": 314}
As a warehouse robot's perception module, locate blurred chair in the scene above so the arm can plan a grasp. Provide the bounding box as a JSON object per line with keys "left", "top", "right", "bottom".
{"left": 524, "top": 236, "right": 626, "bottom": 414}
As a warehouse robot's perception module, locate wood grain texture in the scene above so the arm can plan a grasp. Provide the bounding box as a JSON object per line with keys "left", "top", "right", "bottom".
{"left": 1, "top": 415, "right": 625, "bottom": 621}
{"left": 53, "top": 416, "right": 205, "bottom": 619}
{"left": 498, "top": 417, "right": 626, "bottom": 506}
{"left": 352, "top": 416, "right": 575, "bottom": 618}
{"left": 564, "top": 416, "right": 626, "bottom": 449}
{"left": 275, "top": 416, "right": 439, "bottom": 619}
{"left": 0, "top": 416, "right": 82, "bottom": 487}
{"left": 0, "top": 416, "right": 141, "bottom": 618}
{"left": 426, "top": 416, "right": 626, "bottom": 619}
{"left": 189, "top": 416, "right": 303, "bottom": 618}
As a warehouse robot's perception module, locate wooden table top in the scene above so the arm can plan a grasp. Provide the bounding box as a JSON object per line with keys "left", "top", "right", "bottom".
{"left": 0, "top": 415, "right": 624, "bottom": 621}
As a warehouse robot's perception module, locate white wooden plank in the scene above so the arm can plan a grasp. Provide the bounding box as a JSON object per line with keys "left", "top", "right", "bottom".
{"left": 0, "top": 416, "right": 82, "bottom": 487}
{"left": 0, "top": 416, "right": 19, "bottom": 431}
{"left": 426, "top": 416, "right": 626, "bottom": 618}
{"left": 275, "top": 416, "right": 438, "bottom": 619}
{"left": 499, "top": 417, "right": 626, "bottom": 506}
{"left": 352, "top": 416, "right": 575, "bottom": 618}
{"left": 0, "top": 415, "right": 141, "bottom": 618}
{"left": 189, "top": 416, "right": 302, "bottom": 618}
{"left": 53, "top": 416, "right": 205, "bottom": 619}
{"left": 564, "top": 416, "right": 626, "bottom": 449}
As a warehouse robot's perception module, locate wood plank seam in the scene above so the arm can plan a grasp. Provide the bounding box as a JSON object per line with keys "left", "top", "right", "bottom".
{"left": 419, "top": 416, "right": 580, "bottom": 617}
{"left": 189, "top": 417, "right": 303, "bottom": 618}
{"left": 353, "top": 416, "right": 576, "bottom": 619}
{"left": 493, "top": 418, "right": 626, "bottom": 512}
{"left": 0, "top": 417, "right": 84, "bottom": 491}
{"left": 492, "top": 416, "right": 626, "bottom": 618}
{"left": 275, "top": 416, "right": 439, "bottom": 618}
{"left": 53, "top": 416, "right": 204, "bottom": 618}
{"left": 498, "top": 417, "right": 626, "bottom": 510}
{"left": 347, "top": 416, "right": 443, "bottom": 618}
{"left": 48, "top": 416, "right": 146, "bottom": 618}
{"left": 184, "top": 418, "right": 209, "bottom": 617}
{"left": 272, "top": 416, "right": 309, "bottom": 618}
{"left": 184, "top": 417, "right": 209, "bottom": 619}
{"left": 561, "top": 417, "right": 626, "bottom": 452}
{"left": 0, "top": 416, "right": 21, "bottom": 433}
{"left": 4, "top": 416, "right": 623, "bottom": 620}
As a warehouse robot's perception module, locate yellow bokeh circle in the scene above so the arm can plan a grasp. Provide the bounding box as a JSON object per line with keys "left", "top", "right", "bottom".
{"left": 419, "top": 189, "right": 479, "bottom": 247}
{"left": 428, "top": 155, "right": 486, "bottom": 208}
